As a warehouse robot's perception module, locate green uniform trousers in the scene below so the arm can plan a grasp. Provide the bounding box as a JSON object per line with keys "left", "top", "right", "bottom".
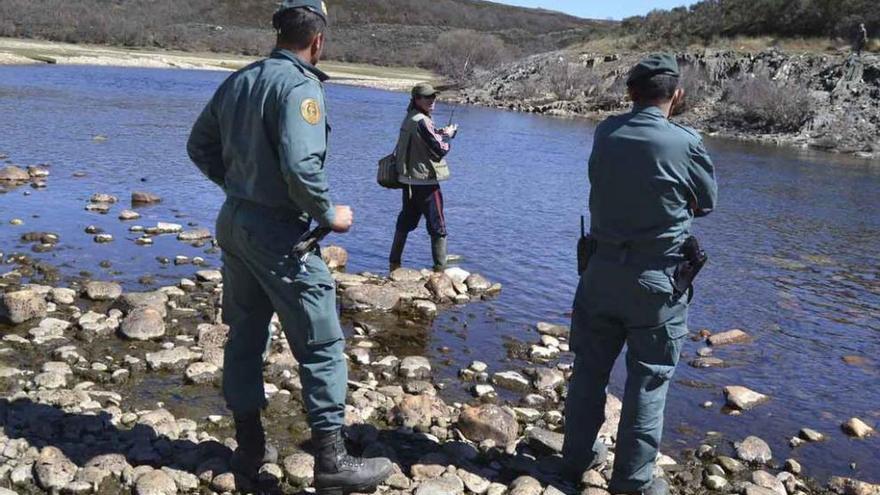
{"left": 563, "top": 255, "right": 688, "bottom": 493}
{"left": 215, "top": 197, "right": 347, "bottom": 432}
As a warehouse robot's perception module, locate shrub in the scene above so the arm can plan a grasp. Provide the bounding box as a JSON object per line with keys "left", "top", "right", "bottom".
{"left": 722, "top": 74, "right": 814, "bottom": 132}
{"left": 421, "top": 30, "right": 511, "bottom": 82}
{"left": 544, "top": 60, "right": 600, "bottom": 100}
{"left": 678, "top": 63, "right": 714, "bottom": 112}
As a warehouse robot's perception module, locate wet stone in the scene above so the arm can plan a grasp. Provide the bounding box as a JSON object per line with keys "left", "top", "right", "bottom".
{"left": 526, "top": 427, "right": 564, "bottom": 454}
{"left": 177, "top": 229, "right": 212, "bottom": 242}
{"left": 705, "top": 475, "right": 728, "bottom": 491}
{"left": 752, "top": 471, "right": 787, "bottom": 495}
{"left": 493, "top": 371, "right": 530, "bottom": 391}
{"left": 195, "top": 270, "right": 222, "bottom": 283}
{"left": 841, "top": 417, "right": 875, "bottom": 438}
{"left": 690, "top": 357, "right": 724, "bottom": 368}
{"left": 185, "top": 362, "right": 219, "bottom": 384}
{"left": 283, "top": 451, "right": 314, "bottom": 486}
{"left": 736, "top": 436, "right": 772, "bottom": 464}
{"left": 536, "top": 322, "right": 569, "bottom": 338}
{"left": 0, "top": 289, "right": 48, "bottom": 324}
{"left": 132, "top": 191, "right": 162, "bottom": 204}
{"left": 708, "top": 329, "right": 750, "bottom": 346}
{"left": 34, "top": 446, "right": 77, "bottom": 491}
{"left": 415, "top": 473, "right": 465, "bottom": 495}
{"left": 84, "top": 281, "right": 122, "bottom": 301}
{"left": 799, "top": 427, "right": 826, "bottom": 442}
{"left": 457, "top": 404, "right": 519, "bottom": 446}
{"left": 134, "top": 468, "right": 178, "bottom": 495}
{"left": 400, "top": 356, "right": 432, "bottom": 379}
{"left": 724, "top": 385, "right": 769, "bottom": 410}
{"left": 146, "top": 347, "right": 199, "bottom": 371}
{"left": 120, "top": 308, "right": 166, "bottom": 340}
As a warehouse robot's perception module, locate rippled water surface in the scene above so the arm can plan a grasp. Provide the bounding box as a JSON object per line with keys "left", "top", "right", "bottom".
{"left": 1, "top": 65, "right": 878, "bottom": 482}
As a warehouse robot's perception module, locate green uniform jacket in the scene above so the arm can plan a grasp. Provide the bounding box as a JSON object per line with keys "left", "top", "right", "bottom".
{"left": 187, "top": 48, "right": 335, "bottom": 227}
{"left": 588, "top": 105, "right": 718, "bottom": 257}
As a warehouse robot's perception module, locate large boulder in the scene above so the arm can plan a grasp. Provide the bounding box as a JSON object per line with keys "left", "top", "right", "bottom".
{"left": 457, "top": 404, "right": 519, "bottom": 447}
{"left": 341, "top": 285, "right": 400, "bottom": 312}
{"left": 841, "top": 417, "right": 875, "bottom": 438}
{"left": 0, "top": 289, "right": 48, "bottom": 324}
{"left": 120, "top": 308, "right": 166, "bottom": 341}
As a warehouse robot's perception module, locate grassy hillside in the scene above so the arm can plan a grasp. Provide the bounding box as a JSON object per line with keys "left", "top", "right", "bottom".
{"left": 618, "top": 0, "right": 876, "bottom": 48}
{"left": 0, "top": 0, "right": 611, "bottom": 70}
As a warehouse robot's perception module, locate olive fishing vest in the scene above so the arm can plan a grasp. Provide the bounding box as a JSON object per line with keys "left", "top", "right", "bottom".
{"left": 396, "top": 110, "right": 450, "bottom": 185}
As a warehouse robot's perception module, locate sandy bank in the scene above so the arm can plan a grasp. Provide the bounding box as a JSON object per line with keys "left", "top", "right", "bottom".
{"left": 0, "top": 37, "right": 436, "bottom": 92}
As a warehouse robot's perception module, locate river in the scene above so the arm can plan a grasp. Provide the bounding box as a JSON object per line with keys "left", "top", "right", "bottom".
{"left": 0, "top": 65, "right": 878, "bottom": 483}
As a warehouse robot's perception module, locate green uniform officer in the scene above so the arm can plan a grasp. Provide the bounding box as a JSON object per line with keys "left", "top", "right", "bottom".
{"left": 562, "top": 54, "right": 718, "bottom": 495}
{"left": 187, "top": 1, "right": 392, "bottom": 492}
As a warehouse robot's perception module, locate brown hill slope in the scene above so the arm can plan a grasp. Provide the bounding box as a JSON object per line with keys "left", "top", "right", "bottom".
{"left": 0, "top": 0, "right": 611, "bottom": 67}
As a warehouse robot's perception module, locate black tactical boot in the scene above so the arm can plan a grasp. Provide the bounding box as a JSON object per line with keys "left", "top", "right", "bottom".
{"left": 229, "top": 411, "right": 278, "bottom": 478}
{"left": 389, "top": 231, "right": 408, "bottom": 272}
{"left": 313, "top": 429, "right": 393, "bottom": 495}
{"left": 431, "top": 235, "right": 447, "bottom": 272}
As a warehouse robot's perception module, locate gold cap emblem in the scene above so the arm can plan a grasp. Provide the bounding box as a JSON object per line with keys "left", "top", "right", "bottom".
{"left": 301, "top": 98, "right": 321, "bottom": 125}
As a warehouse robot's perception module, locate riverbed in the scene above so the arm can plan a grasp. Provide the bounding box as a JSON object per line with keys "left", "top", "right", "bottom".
{"left": 0, "top": 64, "right": 878, "bottom": 483}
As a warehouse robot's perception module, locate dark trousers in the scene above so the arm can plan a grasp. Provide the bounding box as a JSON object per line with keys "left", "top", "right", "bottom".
{"left": 395, "top": 184, "right": 447, "bottom": 237}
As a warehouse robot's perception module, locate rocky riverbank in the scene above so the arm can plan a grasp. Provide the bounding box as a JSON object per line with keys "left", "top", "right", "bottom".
{"left": 1, "top": 157, "right": 878, "bottom": 494}
{"left": 455, "top": 49, "right": 880, "bottom": 159}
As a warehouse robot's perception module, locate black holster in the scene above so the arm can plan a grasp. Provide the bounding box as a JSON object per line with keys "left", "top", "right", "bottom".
{"left": 673, "top": 235, "right": 708, "bottom": 301}
{"left": 577, "top": 233, "right": 597, "bottom": 275}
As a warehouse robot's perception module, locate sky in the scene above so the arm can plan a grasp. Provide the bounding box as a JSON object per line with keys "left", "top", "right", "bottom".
{"left": 494, "top": 0, "right": 700, "bottom": 20}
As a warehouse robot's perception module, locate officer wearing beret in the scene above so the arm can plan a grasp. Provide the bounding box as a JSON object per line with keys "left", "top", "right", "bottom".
{"left": 187, "top": 1, "right": 392, "bottom": 492}
{"left": 562, "top": 54, "right": 717, "bottom": 495}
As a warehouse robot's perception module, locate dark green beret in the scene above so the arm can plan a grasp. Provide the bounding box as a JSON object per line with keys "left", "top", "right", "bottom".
{"left": 626, "top": 53, "right": 680, "bottom": 85}
{"left": 273, "top": 0, "right": 328, "bottom": 26}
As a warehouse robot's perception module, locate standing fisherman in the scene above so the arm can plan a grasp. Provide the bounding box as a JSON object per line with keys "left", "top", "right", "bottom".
{"left": 388, "top": 83, "right": 458, "bottom": 272}
{"left": 562, "top": 54, "right": 717, "bottom": 495}
{"left": 186, "top": 1, "right": 392, "bottom": 493}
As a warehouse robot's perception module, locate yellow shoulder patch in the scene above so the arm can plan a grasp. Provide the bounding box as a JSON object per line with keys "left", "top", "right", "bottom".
{"left": 301, "top": 98, "right": 321, "bottom": 125}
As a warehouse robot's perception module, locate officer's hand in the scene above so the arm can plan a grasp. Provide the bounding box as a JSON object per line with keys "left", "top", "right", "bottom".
{"left": 330, "top": 205, "right": 353, "bottom": 233}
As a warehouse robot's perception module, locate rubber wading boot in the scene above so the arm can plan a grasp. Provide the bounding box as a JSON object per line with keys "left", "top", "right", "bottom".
{"left": 431, "top": 235, "right": 447, "bottom": 272}
{"left": 388, "top": 231, "right": 408, "bottom": 272}
{"left": 610, "top": 477, "right": 669, "bottom": 495}
{"left": 229, "top": 411, "right": 278, "bottom": 478}
{"left": 313, "top": 429, "right": 393, "bottom": 495}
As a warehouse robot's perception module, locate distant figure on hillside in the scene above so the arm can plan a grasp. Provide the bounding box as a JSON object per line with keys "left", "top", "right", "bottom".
{"left": 388, "top": 83, "right": 458, "bottom": 272}
{"left": 186, "top": 0, "right": 392, "bottom": 492}
{"left": 562, "top": 54, "right": 717, "bottom": 495}
{"left": 856, "top": 23, "right": 869, "bottom": 57}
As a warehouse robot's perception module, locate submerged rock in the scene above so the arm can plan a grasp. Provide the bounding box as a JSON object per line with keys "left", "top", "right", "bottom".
{"left": 0, "top": 165, "right": 31, "bottom": 181}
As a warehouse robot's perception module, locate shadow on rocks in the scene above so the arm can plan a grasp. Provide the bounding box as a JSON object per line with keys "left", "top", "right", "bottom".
{"left": 0, "top": 398, "right": 284, "bottom": 494}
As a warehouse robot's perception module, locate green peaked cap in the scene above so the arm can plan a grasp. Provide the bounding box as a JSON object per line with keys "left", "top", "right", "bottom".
{"left": 626, "top": 53, "right": 680, "bottom": 85}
